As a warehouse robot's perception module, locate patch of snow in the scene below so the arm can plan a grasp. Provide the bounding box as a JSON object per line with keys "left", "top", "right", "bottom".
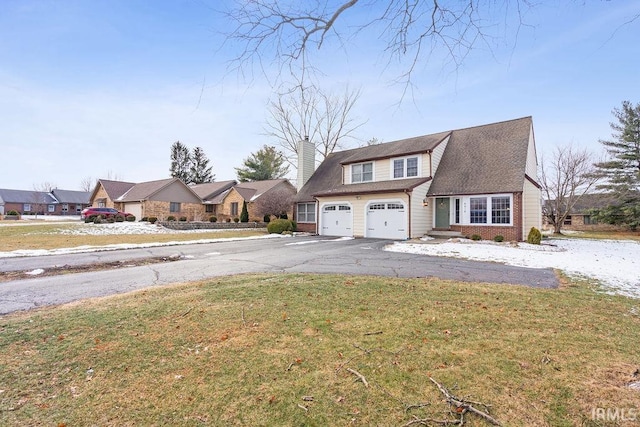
{"left": 50, "top": 222, "right": 244, "bottom": 236}
{"left": 25, "top": 268, "right": 45, "bottom": 275}
{"left": 386, "top": 238, "right": 640, "bottom": 299}
{"left": 285, "top": 240, "right": 321, "bottom": 246}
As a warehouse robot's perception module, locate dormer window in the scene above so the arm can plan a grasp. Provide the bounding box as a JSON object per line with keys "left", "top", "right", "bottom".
{"left": 351, "top": 162, "right": 373, "bottom": 183}
{"left": 392, "top": 156, "right": 419, "bottom": 179}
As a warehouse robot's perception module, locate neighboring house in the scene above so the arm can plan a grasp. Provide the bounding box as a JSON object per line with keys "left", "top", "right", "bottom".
{"left": 543, "top": 193, "right": 620, "bottom": 231}
{"left": 216, "top": 179, "right": 297, "bottom": 222}
{"left": 0, "top": 188, "right": 89, "bottom": 216}
{"left": 0, "top": 188, "right": 57, "bottom": 216}
{"left": 294, "top": 117, "right": 542, "bottom": 241}
{"left": 190, "top": 180, "right": 237, "bottom": 217}
{"left": 114, "top": 178, "right": 205, "bottom": 221}
{"left": 90, "top": 179, "right": 136, "bottom": 209}
{"left": 89, "top": 177, "right": 297, "bottom": 222}
{"left": 50, "top": 189, "right": 91, "bottom": 215}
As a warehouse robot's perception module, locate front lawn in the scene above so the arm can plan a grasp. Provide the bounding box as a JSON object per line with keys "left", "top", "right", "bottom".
{"left": 1, "top": 273, "right": 638, "bottom": 426}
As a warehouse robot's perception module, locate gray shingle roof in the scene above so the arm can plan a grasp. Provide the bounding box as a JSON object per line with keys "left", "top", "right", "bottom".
{"left": 427, "top": 117, "right": 533, "bottom": 196}
{"left": 190, "top": 180, "right": 237, "bottom": 201}
{"left": 0, "top": 188, "right": 57, "bottom": 204}
{"left": 339, "top": 131, "right": 450, "bottom": 165}
{"left": 97, "top": 179, "right": 136, "bottom": 200}
{"left": 234, "top": 179, "right": 294, "bottom": 202}
{"left": 296, "top": 117, "right": 533, "bottom": 202}
{"left": 51, "top": 189, "right": 91, "bottom": 204}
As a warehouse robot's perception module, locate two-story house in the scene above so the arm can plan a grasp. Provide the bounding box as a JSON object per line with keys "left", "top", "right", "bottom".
{"left": 294, "top": 117, "right": 542, "bottom": 241}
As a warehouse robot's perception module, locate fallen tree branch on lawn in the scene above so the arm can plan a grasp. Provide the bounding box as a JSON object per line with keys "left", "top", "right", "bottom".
{"left": 347, "top": 368, "right": 369, "bottom": 387}
{"left": 402, "top": 414, "right": 462, "bottom": 426}
{"left": 429, "top": 377, "right": 501, "bottom": 426}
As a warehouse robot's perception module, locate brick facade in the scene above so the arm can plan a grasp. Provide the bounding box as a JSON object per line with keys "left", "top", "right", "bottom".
{"left": 450, "top": 193, "right": 524, "bottom": 241}
{"left": 141, "top": 200, "right": 206, "bottom": 221}
{"left": 93, "top": 186, "right": 116, "bottom": 208}
{"left": 295, "top": 222, "right": 317, "bottom": 233}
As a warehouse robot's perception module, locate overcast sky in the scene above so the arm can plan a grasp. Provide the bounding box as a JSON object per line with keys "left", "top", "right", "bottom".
{"left": 1, "top": 0, "right": 638, "bottom": 191}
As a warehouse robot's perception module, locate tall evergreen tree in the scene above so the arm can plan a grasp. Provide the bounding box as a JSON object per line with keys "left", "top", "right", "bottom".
{"left": 235, "top": 145, "right": 290, "bottom": 182}
{"left": 190, "top": 146, "right": 215, "bottom": 184}
{"left": 240, "top": 200, "right": 249, "bottom": 222}
{"left": 170, "top": 141, "right": 192, "bottom": 183}
{"left": 593, "top": 100, "right": 640, "bottom": 229}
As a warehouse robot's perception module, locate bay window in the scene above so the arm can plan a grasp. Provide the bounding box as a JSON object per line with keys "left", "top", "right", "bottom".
{"left": 466, "top": 195, "right": 511, "bottom": 225}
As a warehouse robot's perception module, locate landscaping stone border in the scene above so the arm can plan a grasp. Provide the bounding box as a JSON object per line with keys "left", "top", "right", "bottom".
{"left": 158, "top": 221, "right": 267, "bottom": 231}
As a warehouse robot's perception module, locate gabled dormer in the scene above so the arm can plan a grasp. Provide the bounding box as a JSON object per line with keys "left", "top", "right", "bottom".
{"left": 339, "top": 131, "right": 451, "bottom": 185}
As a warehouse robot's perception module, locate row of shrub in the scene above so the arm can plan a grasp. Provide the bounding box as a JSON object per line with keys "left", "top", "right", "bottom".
{"left": 86, "top": 214, "right": 136, "bottom": 224}
{"left": 466, "top": 227, "right": 542, "bottom": 245}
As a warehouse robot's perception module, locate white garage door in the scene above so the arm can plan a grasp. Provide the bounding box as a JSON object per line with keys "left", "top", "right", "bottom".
{"left": 366, "top": 202, "right": 407, "bottom": 239}
{"left": 124, "top": 203, "right": 142, "bottom": 221}
{"left": 321, "top": 204, "right": 352, "bottom": 237}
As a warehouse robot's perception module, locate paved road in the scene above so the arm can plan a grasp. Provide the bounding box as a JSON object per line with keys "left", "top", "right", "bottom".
{"left": 0, "top": 236, "right": 558, "bottom": 314}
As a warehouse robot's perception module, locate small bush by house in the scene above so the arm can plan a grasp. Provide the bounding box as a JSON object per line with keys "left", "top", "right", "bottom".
{"left": 267, "top": 219, "right": 297, "bottom": 234}
{"left": 527, "top": 227, "right": 542, "bottom": 245}
{"left": 209, "top": 216, "right": 217, "bottom": 223}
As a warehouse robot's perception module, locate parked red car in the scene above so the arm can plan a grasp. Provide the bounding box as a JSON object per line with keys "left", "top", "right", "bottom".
{"left": 80, "top": 207, "right": 133, "bottom": 220}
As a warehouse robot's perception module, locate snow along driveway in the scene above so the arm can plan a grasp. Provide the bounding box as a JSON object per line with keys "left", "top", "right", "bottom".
{"left": 386, "top": 237, "right": 640, "bottom": 299}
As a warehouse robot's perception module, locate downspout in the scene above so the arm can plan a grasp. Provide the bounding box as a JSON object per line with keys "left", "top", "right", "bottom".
{"left": 405, "top": 189, "right": 411, "bottom": 239}
{"left": 314, "top": 197, "right": 319, "bottom": 235}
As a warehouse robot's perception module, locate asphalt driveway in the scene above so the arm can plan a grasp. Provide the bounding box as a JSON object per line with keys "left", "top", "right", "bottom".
{"left": 0, "top": 236, "right": 558, "bottom": 314}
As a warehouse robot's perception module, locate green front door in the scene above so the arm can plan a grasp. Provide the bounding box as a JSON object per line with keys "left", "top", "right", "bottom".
{"left": 435, "top": 198, "right": 450, "bottom": 229}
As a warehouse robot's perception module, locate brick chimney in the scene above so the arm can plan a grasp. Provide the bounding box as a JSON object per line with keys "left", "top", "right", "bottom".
{"left": 296, "top": 136, "right": 315, "bottom": 190}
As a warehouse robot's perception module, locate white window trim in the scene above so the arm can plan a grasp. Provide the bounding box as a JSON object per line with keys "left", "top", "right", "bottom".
{"left": 389, "top": 155, "right": 420, "bottom": 179}
{"left": 296, "top": 202, "right": 316, "bottom": 223}
{"left": 350, "top": 162, "right": 374, "bottom": 184}
{"left": 457, "top": 194, "right": 513, "bottom": 226}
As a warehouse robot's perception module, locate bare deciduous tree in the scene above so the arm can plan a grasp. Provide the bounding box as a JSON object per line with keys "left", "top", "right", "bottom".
{"left": 80, "top": 177, "right": 96, "bottom": 192}
{"left": 264, "top": 84, "right": 364, "bottom": 168}
{"left": 255, "top": 186, "right": 294, "bottom": 220}
{"left": 31, "top": 181, "right": 57, "bottom": 218}
{"left": 540, "top": 145, "right": 600, "bottom": 234}
{"left": 224, "top": 0, "right": 530, "bottom": 95}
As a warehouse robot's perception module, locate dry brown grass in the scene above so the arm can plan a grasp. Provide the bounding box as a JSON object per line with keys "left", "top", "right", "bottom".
{"left": 0, "top": 222, "right": 267, "bottom": 251}
{"left": 1, "top": 273, "right": 638, "bottom": 426}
